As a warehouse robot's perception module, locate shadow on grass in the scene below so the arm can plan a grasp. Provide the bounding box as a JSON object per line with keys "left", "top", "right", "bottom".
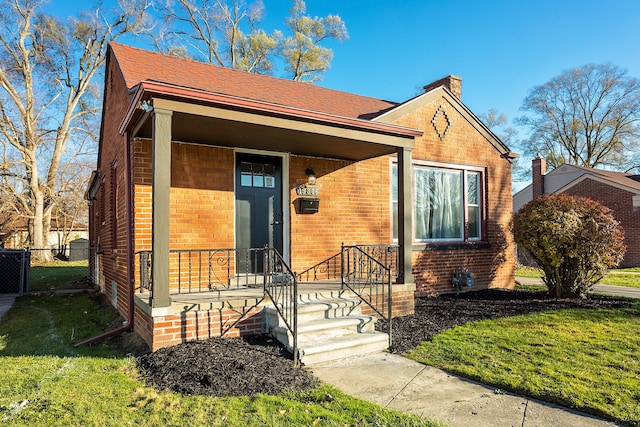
{"left": 0, "top": 292, "right": 147, "bottom": 358}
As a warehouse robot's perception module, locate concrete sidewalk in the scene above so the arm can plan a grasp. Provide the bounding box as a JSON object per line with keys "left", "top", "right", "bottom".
{"left": 310, "top": 352, "right": 619, "bottom": 427}
{"left": 0, "top": 294, "right": 17, "bottom": 322}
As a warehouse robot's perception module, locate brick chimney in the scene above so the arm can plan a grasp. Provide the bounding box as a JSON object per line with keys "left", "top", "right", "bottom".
{"left": 423, "top": 75, "right": 462, "bottom": 99}
{"left": 532, "top": 156, "right": 546, "bottom": 199}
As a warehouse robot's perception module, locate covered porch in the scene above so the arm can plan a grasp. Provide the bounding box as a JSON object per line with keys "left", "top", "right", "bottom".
{"left": 120, "top": 80, "right": 421, "bottom": 355}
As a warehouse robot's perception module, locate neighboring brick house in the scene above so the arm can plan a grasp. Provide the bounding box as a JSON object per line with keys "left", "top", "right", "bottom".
{"left": 513, "top": 157, "right": 640, "bottom": 267}
{"left": 86, "top": 42, "right": 516, "bottom": 352}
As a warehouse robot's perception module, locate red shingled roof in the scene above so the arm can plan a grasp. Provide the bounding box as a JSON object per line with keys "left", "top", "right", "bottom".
{"left": 109, "top": 42, "right": 398, "bottom": 120}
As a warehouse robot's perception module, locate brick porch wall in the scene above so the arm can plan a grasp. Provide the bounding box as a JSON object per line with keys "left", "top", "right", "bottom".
{"left": 289, "top": 155, "right": 391, "bottom": 272}
{"left": 358, "top": 285, "right": 416, "bottom": 318}
{"left": 134, "top": 302, "right": 265, "bottom": 351}
{"left": 132, "top": 140, "right": 236, "bottom": 291}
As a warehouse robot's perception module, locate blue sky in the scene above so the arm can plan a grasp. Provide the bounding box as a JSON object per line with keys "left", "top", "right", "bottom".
{"left": 47, "top": 0, "right": 640, "bottom": 188}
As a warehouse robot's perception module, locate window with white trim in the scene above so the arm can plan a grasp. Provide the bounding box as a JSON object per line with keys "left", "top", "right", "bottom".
{"left": 392, "top": 163, "right": 484, "bottom": 242}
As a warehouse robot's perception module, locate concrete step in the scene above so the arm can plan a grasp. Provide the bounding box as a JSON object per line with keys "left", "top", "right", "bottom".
{"left": 271, "top": 314, "right": 377, "bottom": 345}
{"left": 265, "top": 297, "right": 363, "bottom": 326}
{"left": 295, "top": 297, "right": 364, "bottom": 320}
{"left": 265, "top": 295, "right": 389, "bottom": 366}
{"left": 298, "top": 332, "right": 389, "bottom": 365}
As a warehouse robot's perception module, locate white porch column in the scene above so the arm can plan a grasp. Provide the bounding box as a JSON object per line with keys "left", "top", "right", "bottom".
{"left": 151, "top": 107, "right": 173, "bottom": 308}
{"left": 397, "top": 147, "right": 414, "bottom": 284}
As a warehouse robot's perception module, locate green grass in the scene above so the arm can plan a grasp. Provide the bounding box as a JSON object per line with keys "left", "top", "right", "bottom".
{"left": 29, "top": 260, "right": 90, "bottom": 291}
{"left": 514, "top": 266, "right": 543, "bottom": 278}
{"left": 601, "top": 270, "right": 640, "bottom": 288}
{"left": 516, "top": 267, "right": 640, "bottom": 288}
{"left": 407, "top": 303, "right": 640, "bottom": 426}
{"left": 0, "top": 294, "right": 440, "bottom": 426}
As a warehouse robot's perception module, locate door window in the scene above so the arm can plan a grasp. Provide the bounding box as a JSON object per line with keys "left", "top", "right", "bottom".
{"left": 241, "top": 161, "right": 276, "bottom": 188}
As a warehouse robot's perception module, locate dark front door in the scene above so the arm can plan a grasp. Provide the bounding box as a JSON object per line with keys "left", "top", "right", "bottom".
{"left": 235, "top": 154, "right": 283, "bottom": 273}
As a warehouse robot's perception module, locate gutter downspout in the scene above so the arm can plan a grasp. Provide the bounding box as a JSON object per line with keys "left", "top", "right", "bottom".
{"left": 75, "top": 132, "right": 134, "bottom": 347}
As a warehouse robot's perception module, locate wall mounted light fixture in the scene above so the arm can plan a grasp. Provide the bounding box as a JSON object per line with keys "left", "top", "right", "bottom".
{"left": 305, "top": 167, "right": 316, "bottom": 185}
{"left": 296, "top": 167, "right": 320, "bottom": 213}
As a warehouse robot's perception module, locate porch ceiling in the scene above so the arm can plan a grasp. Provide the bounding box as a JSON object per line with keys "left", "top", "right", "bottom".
{"left": 126, "top": 89, "right": 418, "bottom": 162}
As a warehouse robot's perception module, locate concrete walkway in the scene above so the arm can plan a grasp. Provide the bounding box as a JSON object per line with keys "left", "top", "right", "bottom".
{"left": 310, "top": 352, "right": 620, "bottom": 427}
{"left": 0, "top": 294, "right": 17, "bottom": 322}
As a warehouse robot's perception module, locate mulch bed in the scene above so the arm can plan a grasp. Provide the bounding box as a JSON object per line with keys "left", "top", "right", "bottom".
{"left": 136, "top": 334, "right": 318, "bottom": 397}
{"left": 136, "top": 289, "right": 633, "bottom": 397}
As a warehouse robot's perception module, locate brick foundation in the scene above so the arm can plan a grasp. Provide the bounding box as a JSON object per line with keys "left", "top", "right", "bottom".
{"left": 133, "top": 284, "right": 415, "bottom": 350}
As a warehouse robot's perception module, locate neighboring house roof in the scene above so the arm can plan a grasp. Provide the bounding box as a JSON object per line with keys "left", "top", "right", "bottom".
{"left": 565, "top": 164, "right": 640, "bottom": 193}
{"left": 110, "top": 43, "right": 399, "bottom": 121}
{"left": 513, "top": 163, "right": 640, "bottom": 211}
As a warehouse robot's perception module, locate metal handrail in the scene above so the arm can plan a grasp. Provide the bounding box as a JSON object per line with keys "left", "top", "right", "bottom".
{"left": 354, "top": 244, "right": 399, "bottom": 281}
{"left": 263, "top": 247, "right": 299, "bottom": 366}
{"left": 341, "top": 243, "right": 393, "bottom": 348}
{"left": 296, "top": 252, "right": 341, "bottom": 282}
{"left": 297, "top": 244, "right": 398, "bottom": 283}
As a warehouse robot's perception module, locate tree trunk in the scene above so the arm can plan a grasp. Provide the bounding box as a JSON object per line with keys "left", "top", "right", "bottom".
{"left": 31, "top": 188, "right": 52, "bottom": 262}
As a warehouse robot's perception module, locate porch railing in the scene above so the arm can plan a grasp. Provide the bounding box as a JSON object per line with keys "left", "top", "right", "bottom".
{"left": 138, "top": 248, "right": 275, "bottom": 295}
{"left": 296, "top": 244, "right": 398, "bottom": 283}
{"left": 341, "top": 244, "right": 393, "bottom": 348}
{"left": 355, "top": 244, "right": 399, "bottom": 281}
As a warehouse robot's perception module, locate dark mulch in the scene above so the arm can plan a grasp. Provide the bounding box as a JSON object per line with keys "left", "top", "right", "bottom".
{"left": 137, "top": 334, "right": 318, "bottom": 397}
{"left": 136, "top": 289, "right": 633, "bottom": 397}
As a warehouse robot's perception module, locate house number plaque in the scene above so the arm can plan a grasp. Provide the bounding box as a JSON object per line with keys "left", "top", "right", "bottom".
{"left": 296, "top": 186, "right": 319, "bottom": 197}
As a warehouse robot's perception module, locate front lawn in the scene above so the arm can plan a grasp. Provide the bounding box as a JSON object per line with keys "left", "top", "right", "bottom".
{"left": 407, "top": 303, "right": 640, "bottom": 425}
{"left": 0, "top": 294, "right": 438, "bottom": 426}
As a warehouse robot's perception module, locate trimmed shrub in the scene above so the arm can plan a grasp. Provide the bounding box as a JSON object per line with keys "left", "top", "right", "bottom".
{"left": 512, "top": 194, "right": 625, "bottom": 298}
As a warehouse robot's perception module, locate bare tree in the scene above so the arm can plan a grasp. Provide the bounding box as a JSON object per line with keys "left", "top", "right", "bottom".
{"left": 478, "top": 108, "right": 528, "bottom": 184}
{"left": 0, "top": 0, "right": 151, "bottom": 259}
{"left": 50, "top": 159, "right": 93, "bottom": 247}
{"left": 282, "top": 0, "right": 348, "bottom": 82}
{"left": 149, "top": 0, "right": 347, "bottom": 81}
{"left": 517, "top": 63, "right": 640, "bottom": 171}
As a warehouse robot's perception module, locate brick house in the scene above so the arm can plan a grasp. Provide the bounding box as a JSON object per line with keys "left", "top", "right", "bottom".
{"left": 85, "top": 42, "right": 515, "bottom": 359}
{"left": 513, "top": 157, "right": 640, "bottom": 267}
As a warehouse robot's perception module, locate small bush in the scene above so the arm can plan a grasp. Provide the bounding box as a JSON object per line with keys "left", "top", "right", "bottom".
{"left": 512, "top": 194, "right": 625, "bottom": 298}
